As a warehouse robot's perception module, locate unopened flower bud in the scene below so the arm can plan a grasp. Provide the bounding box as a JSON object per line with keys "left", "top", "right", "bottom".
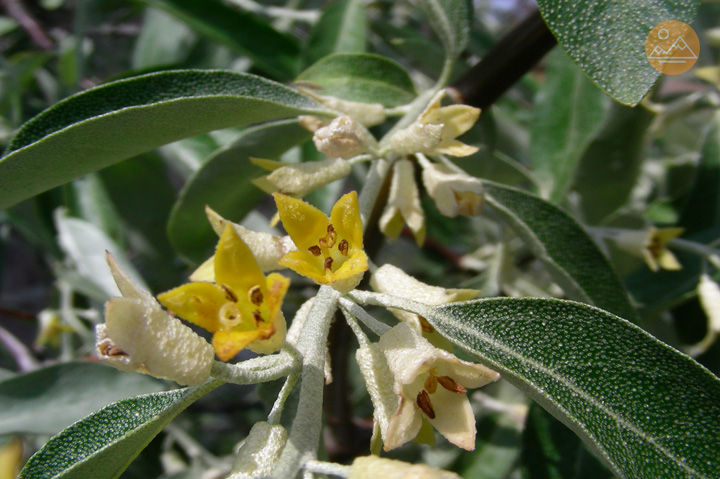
{"left": 313, "top": 116, "right": 367, "bottom": 159}
{"left": 422, "top": 164, "right": 484, "bottom": 217}
{"left": 227, "top": 422, "right": 287, "bottom": 479}
{"left": 319, "top": 96, "right": 386, "bottom": 127}
{"left": 251, "top": 157, "right": 352, "bottom": 198}
{"left": 698, "top": 274, "right": 720, "bottom": 334}
{"left": 379, "top": 159, "right": 425, "bottom": 246}
{"left": 349, "top": 456, "right": 462, "bottom": 479}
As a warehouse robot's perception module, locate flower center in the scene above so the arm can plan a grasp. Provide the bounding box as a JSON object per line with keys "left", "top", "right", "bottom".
{"left": 218, "top": 284, "right": 268, "bottom": 329}
{"left": 307, "top": 224, "right": 350, "bottom": 274}
{"left": 416, "top": 369, "right": 466, "bottom": 419}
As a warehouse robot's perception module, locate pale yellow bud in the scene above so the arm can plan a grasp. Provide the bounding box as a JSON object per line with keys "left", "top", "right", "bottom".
{"left": 227, "top": 422, "right": 287, "bottom": 479}
{"left": 422, "top": 164, "right": 484, "bottom": 217}
{"left": 313, "top": 116, "right": 367, "bottom": 159}
{"left": 251, "top": 157, "right": 352, "bottom": 198}
{"left": 349, "top": 456, "right": 462, "bottom": 479}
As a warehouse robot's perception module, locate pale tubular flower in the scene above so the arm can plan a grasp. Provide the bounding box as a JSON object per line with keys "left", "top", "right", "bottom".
{"left": 96, "top": 254, "right": 214, "bottom": 386}
{"left": 379, "top": 323, "right": 499, "bottom": 451}
{"left": 316, "top": 95, "right": 386, "bottom": 127}
{"left": 349, "top": 456, "right": 462, "bottom": 479}
{"left": 251, "top": 157, "right": 352, "bottom": 198}
{"left": 379, "top": 159, "right": 426, "bottom": 246}
{"left": 698, "top": 274, "right": 720, "bottom": 334}
{"left": 421, "top": 163, "right": 484, "bottom": 217}
{"left": 389, "top": 90, "right": 480, "bottom": 157}
{"left": 227, "top": 422, "right": 287, "bottom": 479}
{"left": 190, "top": 206, "right": 297, "bottom": 280}
{"left": 313, "top": 116, "right": 369, "bottom": 159}
{"left": 613, "top": 226, "right": 683, "bottom": 272}
{"left": 370, "top": 264, "right": 479, "bottom": 348}
{"left": 355, "top": 344, "right": 398, "bottom": 450}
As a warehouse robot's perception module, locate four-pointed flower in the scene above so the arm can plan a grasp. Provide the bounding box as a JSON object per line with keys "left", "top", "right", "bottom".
{"left": 274, "top": 191, "right": 368, "bottom": 293}
{"left": 379, "top": 323, "right": 499, "bottom": 451}
{"left": 158, "top": 224, "right": 290, "bottom": 361}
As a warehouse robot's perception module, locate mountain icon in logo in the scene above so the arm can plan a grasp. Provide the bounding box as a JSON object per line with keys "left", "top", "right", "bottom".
{"left": 648, "top": 35, "right": 698, "bottom": 62}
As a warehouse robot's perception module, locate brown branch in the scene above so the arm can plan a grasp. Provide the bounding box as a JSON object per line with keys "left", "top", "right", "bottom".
{"left": 2, "top": 0, "right": 55, "bottom": 50}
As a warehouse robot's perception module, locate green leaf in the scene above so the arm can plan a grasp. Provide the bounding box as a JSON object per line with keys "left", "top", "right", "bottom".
{"left": 483, "top": 181, "right": 637, "bottom": 321}
{"left": 304, "top": 0, "right": 366, "bottom": 67}
{"left": 142, "top": 0, "right": 299, "bottom": 79}
{"left": 572, "top": 103, "right": 655, "bottom": 224}
{"left": 536, "top": 0, "right": 700, "bottom": 105}
{"left": 520, "top": 404, "right": 614, "bottom": 479}
{"left": 425, "top": 297, "right": 720, "bottom": 479}
{"left": 0, "top": 362, "right": 164, "bottom": 436}
{"left": 18, "top": 380, "right": 220, "bottom": 479}
{"left": 679, "top": 111, "right": 720, "bottom": 236}
{"left": 167, "top": 120, "right": 312, "bottom": 264}
{"left": 0, "top": 70, "right": 328, "bottom": 211}
{"left": 530, "top": 49, "right": 608, "bottom": 201}
{"left": 416, "top": 0, "right": 471, "bottom": 59}
{"left": 296, "top": 53, "right": 416, "bottom": 107}
{"left": 132, "top": 7, "right": 197, "bottom": 70}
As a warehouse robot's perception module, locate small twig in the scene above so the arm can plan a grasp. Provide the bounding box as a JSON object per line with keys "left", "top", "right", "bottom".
{"left": 0, "top": 325, "right": 39, "bottom": 371}
{"left": 3, "top": 0, "right": 55, "bottom": 50}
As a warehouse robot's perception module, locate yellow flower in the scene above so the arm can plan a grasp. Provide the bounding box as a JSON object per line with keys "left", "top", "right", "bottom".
{"left": 390, "top": 90, "right": 480, "bottom": 157}
{"left": 158, "top": 225, "right": 290, "bottom": 361}
{"left": 613, "top": 227, "right": 683, "bottom": 272}
{"left": 379, "top": 159, "right": 426, "bottom": 246}
{"left": 379, "top": 323, "right": 499, "bottom": 451}
{"left": 274, "top": 191, "right": 368, "bottom": 293}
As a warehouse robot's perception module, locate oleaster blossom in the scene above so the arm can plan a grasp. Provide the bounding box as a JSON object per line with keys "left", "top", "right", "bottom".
{"left": 379, "top": 159, "right": 426, "bottom": 246}
{"left": 379, "top": 323, "right": 499, "bottom": 451}
{"left": 422, "top": 163, "right": 484, "bottom": 217}
{"left": 348, "top": 456, "right": 462, "bottom": 479}
{"left": 227, "top": 422, "right": 287, "bottom": 479}
{"left": 613, "top": 226, "right": 683, "bottom": 272}
{"left": 698, "top": 274, "right": 720, "bottom": 335}
{"left": 96, "top": 254, "right": 214, "bottom": 386}
{"left": 390, "top": 90, "right": 480, "bottom": 157}
{"left": 158, "top": 225, "right": 290, "bottom": 361}
{"left": 313, "top": 116, "right": 369, "bottom": 160}
{"left": 298, "top": 90, "right": 387, "bottom": 127}
{"left": 251, "top": 157, "right": 352, "bottom": 198}
{"left": 370, "top": 264, "right": 479, "bottom": 349}
{"left": 274, "top": 191, "right": 368, "bottom": 293}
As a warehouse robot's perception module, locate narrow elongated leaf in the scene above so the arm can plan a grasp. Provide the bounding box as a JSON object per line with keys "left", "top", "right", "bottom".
{"left": 0, "top": 70, "right": 328, "bottom": 210}
{"left": 19, "top": 380, "right": 220, "bottom": 479}
{"left": 415, "top": 0, "right": 471, "bottom": 59}
{"left": 304, "top": 0, "right": 366, "bottom": 66}
{"left": 573, "top": 103, "right": 655, "bottom": 224}
{"left": 296, "top": 53, "right": 416, "bottom": 107}
{"left": 168, "top": 120, "right": 312, "bottom": 263}
{"left": 530, "top": 49, "right": 608, "bottom": 201}
{"left": 0, "top": 362, "right": 164, "bottom": 436}
{"left": 143, "top": 0, "right": 299, "bottom": 79}
{"left": 521, "top": 404, "right": 614, "bottom": 479}
{"left": 132, "top": 7, "right": 197, "bottom": 70}
{"left": 483, "top": 181, "right": 636, "bottom": 321}
{"left": 679, "top": 111, "right": 720, "bottom": 235}
{"left": 424, "top": 297, "right": 720, "bottom": 479}
{"left": 536, "top": 0, "right": 700, "bottom": 105}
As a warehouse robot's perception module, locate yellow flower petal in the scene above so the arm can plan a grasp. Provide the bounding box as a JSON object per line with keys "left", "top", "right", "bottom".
{"left": 157, "top": 282, "right": 227, "bottom": 332}
{"left": 215, "top": 225, "right": 265, "bottom": 295}
{"left": 189, "top": 256, "right": 215, "bottom": 282}
{"left": 330, "top": 191, "right": 364, "bottom": 249}
{"left": 213, "top": 329, "right": 262, "bottom": 362}
{"left": 274, "top": 193, "right": 330, "bottom": 251}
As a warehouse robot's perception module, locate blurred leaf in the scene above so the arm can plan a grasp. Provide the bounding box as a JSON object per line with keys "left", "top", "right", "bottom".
{"left": 70, "top": 173, "right": 124, "bottom": 245}
{"left": 415, "top": 0, "right": 471, "bottom": 60}
{"left": 536, "top": 0, "right": 700, "bottom": 105}
{"left": 296, "top": 53, "right": 416, "bottom": 107}
{"left": 573, "top": 103, "right": 655, "bottom": 224}
{"left": 520, "top": 404, "right": 614, "bottom": 479}
{"left": 55, "top": 212, "right": 146, "bottom": 301}
{"left": 159, "top": 133, "right": 226, "bottom": 179}
{"left": 425, "top": 297, "right": 720, "bottom": 479}
{"left": 530, "top": 49, "right": 608, "bottom": 201}
{"left": 168, "top": 120, "right": 312, "bottom": 264}
{"left": 18, "top": 380, "right": 220, "bottom": 479}
{"left": 98, "top": 153, "right": 180, "bottom": 291}
{"left": 0, "top": 70, "right": 328, "bottom": 210}
{"left": 304, "top": 0, "right": 366, "bottom": 66}
{"left": 143, "top": 0, "right": 299, "bottom": 80}
{"left": 679, "top": 111, "right": 720, "bottom": 235}
{"left": 370, "top": 20, "right": 446, "bottom": 77}
{"left": 0, "top": 362, "right": 164, "bottom": 436}
{"left": 132, "top": 7, "right": 197, "bottom": 70}
{"left": 483, "top": 181, "right": 637, "bottom": 321}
